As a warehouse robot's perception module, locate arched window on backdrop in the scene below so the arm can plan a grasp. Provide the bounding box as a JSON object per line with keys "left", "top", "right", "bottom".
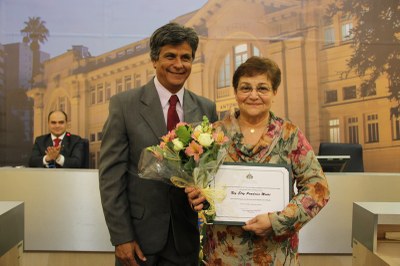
{"left": 217, "top": 43, "right": 261, "bottom": 91}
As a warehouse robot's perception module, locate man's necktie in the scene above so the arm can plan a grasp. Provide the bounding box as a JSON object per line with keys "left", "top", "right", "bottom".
{"left": 167, "top": 95, "right": 180, "bottom": 131}
{"left": 54, "top": 138, "right": 61, "bottom": 147}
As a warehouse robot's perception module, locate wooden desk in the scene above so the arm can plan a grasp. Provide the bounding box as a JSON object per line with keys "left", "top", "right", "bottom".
{"left": 0, "top": 168, "right": 399, "bottom": 254}
{"left": 352, "top": 202, "right": 400, "bottom": 266}
{"left": 0, "top": 201, "right": 24, "bottom": 266}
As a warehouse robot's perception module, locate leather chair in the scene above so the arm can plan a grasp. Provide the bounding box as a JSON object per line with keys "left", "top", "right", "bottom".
{"left": 80, "top": 138, "right": 90, "bottom": 169}
{"left": 318, "top": 142, "right": 364, "bottom": 172}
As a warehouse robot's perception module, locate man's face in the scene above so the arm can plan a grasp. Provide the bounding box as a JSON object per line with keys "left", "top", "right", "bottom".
{"left": 152, "top": 42, "right": 193, "bottom": 94}
{"left": 48, "top": 111, "right": 67, "bottom": 137}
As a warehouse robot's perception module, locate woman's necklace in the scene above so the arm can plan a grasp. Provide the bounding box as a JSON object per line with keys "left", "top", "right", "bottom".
{"left": 239, "top": 115, "right": 270, "bottom": 134}
{"left": 248, "top": 126, "right": 263, "bottom": 134}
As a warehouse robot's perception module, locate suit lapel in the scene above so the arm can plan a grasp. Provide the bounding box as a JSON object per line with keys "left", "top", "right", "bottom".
{"left": 60, "top": 133, "right": 70, "bottom": 155}
{"left": 139, "top": 80, "right": 167, "bottom": 138}
{"left": 183, "top": 90, "right": 203, "bottom": 123}
{"left": 138, "top": 82, "right": 205, "bottom": 136}
{"left": 45, "top": 134, "right": 53, "bottom": 148}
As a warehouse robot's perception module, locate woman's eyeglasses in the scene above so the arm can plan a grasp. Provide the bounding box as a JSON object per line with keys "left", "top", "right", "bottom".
{"left": 237, "top": 85, "right": 273, "bottom": 96}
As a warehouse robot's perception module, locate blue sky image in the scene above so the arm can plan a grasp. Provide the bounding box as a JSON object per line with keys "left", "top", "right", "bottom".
{"left": 0, "top": 0, "right": 208, "bottom": 57}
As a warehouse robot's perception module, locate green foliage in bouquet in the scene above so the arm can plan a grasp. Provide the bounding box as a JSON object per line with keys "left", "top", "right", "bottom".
{"left": 139, "top": 116, "right": 228, "bottom": 190}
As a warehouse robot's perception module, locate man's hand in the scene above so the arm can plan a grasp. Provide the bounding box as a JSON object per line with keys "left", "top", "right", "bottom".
{"left": 242, "top": 213, "right": 273, "bottom": 237}
{"left": 115, "top": 241, "right": 146, "bottom": 266}
{"left": 45, "top": 146, "right": 61, "bottom": 161}
{"left": 185, "top": 186, "right": 207, "bottom": 212}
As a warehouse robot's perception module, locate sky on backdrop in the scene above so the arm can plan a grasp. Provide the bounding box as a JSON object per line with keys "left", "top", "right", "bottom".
{"left": 0, "top": 0, "right": 208, "bottom": 58}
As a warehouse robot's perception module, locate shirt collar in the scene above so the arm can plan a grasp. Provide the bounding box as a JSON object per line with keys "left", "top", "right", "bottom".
{"left": 51, "top": 132, "right": 66, "bottom": 140}
{"left": 154, "top": 76, "right": 184, "bottom": 108}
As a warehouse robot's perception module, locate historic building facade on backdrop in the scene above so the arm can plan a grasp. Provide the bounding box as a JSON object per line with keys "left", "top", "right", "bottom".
{"left": 26, "top": 0, "right": 400, "bottom": 171}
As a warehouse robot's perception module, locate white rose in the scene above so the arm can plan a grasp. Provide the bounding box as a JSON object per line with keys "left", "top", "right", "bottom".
{"left": 172, "top": 138, "right": 184, "bottom": 151}
{"left": 197, "top": 133, "right": 214, "bottom": 147}
{"left": 194, "top": 125, "right": 203, "bottom": 133}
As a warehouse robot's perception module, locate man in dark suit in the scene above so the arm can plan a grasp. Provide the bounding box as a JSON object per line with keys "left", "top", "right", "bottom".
{"left": 99, "top": 22, "right": 218, "bottom": 266}
{"left": 29, "top": 110, "right": 85, "bottom": 168}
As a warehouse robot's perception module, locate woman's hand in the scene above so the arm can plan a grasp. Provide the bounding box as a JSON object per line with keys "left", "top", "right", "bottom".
{"left": 185, "top": 186, "right": 207, "bottom": 212}
{"left": 242, "top": 213, "right": 273, "bottom": 237}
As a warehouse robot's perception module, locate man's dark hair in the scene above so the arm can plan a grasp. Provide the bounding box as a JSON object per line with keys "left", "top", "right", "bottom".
{"left": 232, "top": 56, "right": 281, "bottom": 93}
{"left": 150, "top": 22, "right": 199, "bottom": 62}
{"left": 48, "top": 110, "right": 68, "bottom": 122}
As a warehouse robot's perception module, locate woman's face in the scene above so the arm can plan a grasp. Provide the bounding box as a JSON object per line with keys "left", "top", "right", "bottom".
{"left": 235, "top": 74, "right": 276, "bottom": 120}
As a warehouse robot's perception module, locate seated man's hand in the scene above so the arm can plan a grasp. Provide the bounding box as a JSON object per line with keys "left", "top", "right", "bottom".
{"left": 185, "top": 186, "right": 207, "bottom": 211}
{"left": 115, "top": 241, "right": 146, "bottom": 266}
{"left": 45, "top": 146, "right": 61, "bottom": 161}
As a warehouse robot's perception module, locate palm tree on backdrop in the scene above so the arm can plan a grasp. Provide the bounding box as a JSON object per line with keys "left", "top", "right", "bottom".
{"left": 20, "top": 16, "right": 49, "bottom": 79}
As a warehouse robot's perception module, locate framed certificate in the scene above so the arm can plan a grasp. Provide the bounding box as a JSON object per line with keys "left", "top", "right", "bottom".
{"left": 211, "top": 163, "right": 293, "bottom": 225}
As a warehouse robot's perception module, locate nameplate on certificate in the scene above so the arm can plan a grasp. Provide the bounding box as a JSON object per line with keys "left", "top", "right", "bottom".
{"left": 212, "top": 163, "right": 291, "bottom": 225}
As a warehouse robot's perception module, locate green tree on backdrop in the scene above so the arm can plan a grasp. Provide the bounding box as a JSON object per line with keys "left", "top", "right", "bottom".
{"left": 327, "top": 0, "right": 400, "bottom": 117}
{"left": 20, "top": 16, "right": 50, "bottom": 79}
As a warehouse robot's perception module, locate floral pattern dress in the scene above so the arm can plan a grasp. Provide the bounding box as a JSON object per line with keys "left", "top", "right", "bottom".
{"left": 202, "top": 111, "right": 330, "bottom": 265}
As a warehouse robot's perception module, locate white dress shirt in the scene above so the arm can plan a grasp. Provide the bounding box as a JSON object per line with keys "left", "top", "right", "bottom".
{"left": 43, "top": 132, "right": 66, "bottom": 167}
{"left": 154, "top": 76, "right": 184, "bottom": 125}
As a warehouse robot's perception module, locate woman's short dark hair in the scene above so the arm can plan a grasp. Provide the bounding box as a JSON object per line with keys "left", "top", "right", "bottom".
{"left": 232, "top": 56, "right": 281, "bottom": 93}
{"left": 150, "top": 22, "right": 199, "bottom": 62}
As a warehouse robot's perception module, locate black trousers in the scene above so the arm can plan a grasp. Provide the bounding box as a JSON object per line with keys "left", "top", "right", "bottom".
{"left": 115, "top": 223, "right": 198, "bottom": 266}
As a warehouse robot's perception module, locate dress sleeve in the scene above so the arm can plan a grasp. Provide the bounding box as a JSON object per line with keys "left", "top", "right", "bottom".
{"left": 268, "top": 128, "right": 330, "bottom": 238}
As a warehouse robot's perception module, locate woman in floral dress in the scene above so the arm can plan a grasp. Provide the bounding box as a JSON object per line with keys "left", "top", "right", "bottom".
{"left": 187, "top": 56, "right": 330, "bottom": 265}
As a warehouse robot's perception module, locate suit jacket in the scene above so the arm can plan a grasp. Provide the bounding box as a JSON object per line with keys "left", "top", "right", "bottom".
{"left": 99, "top": 79, "right": 218, "bottom": 256}
{"left": 29, "top": 133, "right": 85, "bottom": 168}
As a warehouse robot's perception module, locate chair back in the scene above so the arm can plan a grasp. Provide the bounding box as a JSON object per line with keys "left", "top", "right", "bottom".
{"left": 318, "top": 142, "right": 364, "bottom": 172}
{"left": 80, "top": 138, "right": 90, "bottom": 169}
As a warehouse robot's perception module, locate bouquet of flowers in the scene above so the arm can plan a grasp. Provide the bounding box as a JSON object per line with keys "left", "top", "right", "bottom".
{"left": 138, "top": 116, "right": 229, "bottom": 216}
